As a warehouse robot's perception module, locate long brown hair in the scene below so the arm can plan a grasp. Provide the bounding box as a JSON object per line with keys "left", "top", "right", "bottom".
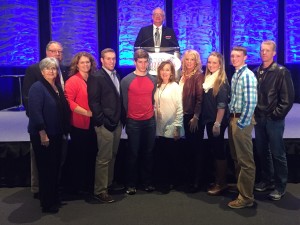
{"left": 69, "top": 51, "right": 97, "bottom": 76}
{"left": 204, "top": 51, "right": 227, "bottom": 96}
{"left": 156, "top": 60, "right": 176, "bottom": 88}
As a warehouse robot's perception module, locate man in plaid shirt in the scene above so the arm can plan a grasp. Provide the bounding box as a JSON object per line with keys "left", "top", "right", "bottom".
{"left": 227, "top": 46, "right": 257, "bottom": 209}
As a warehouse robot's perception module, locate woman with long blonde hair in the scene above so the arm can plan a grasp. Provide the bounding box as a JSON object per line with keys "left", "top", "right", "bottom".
{"left": 202, "top": 51, "right": 230, "bottom": 195}
{"left": 179, "top": 50, "right": 205, "bottom": 193}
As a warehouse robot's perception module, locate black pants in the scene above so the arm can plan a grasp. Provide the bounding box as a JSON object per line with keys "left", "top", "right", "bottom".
{"left": 68, "top": 125, "right": 97, "bottom": 193}
{"left": 183, "top": 114, "right": 205, "bottom": 185}
{"left": 154, "top": 136, "right": 180, "bottom": 186}
{"left": 30, "top": 134, "right": 62, "bottom": 209}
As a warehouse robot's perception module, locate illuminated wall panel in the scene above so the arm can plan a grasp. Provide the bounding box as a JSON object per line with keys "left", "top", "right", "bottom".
{"left": 231, "top": 0, "right": 278, "bottom": 64}
{"left": 118, "top": 0, "right": 165, "bottom": 66}
{"left": 0, "top": 0, "right": 39, "bottom": 66}
{"left": 51, "top": 0, "right": 99, "bottom": 65}
{"left": 285, "top": 0, "right": 300, "bottom": 63}
{"left": 173, "top": 0, "right": 220, "bottom": 64}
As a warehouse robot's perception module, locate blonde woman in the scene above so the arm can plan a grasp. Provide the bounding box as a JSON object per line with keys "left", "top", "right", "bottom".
{"left": 202, "top": 52, "right": 230, "bottom": 195}
{"left": 179, "top": 50, "right": 205, "bottom": 193}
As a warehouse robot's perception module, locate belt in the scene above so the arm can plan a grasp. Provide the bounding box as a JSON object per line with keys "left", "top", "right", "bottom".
{"left": 230, "top": 113, "right": 241, "bottom": 118}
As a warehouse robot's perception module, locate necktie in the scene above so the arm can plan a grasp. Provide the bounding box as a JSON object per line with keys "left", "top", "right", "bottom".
{"left": 155, "top": 27, "right": 160, "bottom": 47}
{"left": 111, "top": 72, "right": 120, "bottom": 94}
{"left": 55, "top": 67, "right": 65, "bottom": 90}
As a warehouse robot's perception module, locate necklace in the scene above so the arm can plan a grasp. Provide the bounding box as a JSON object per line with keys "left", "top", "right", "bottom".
{"left": 157, "top": 83, "right": 168, "bottom": 109}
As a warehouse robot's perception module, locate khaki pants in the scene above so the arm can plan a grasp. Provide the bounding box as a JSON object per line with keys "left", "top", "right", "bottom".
{"left": 228, "top": 117, "right": 256, "bottom": 202}
{"left": 94, "top": 123, "right": 122, "bottom": 195}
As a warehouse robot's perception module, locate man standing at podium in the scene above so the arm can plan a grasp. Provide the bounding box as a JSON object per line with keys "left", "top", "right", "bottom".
{"left": 134, "top": 7, "right": 179, "bottom": 48}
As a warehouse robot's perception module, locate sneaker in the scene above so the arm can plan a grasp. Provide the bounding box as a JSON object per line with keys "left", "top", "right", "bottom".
{"left": 144, "top": 185, "right": 155, "bottom": 192}
{"left": 126, "top": 187, "right": 137, "bottom": 195}
{"left": 94, "top": 192, "right": 115, "bottom": 203}
{"left": 228, "top": 198, "right": 254, "bottom": 209}
{"left": 254, "top": 182, "right": 275, "bottom": 192}
{"left": 268, "top": 190, "right": 285, "bottom": 201}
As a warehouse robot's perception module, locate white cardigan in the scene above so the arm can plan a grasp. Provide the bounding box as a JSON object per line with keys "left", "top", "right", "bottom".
{"left": 154, "top": 82, "right": 184, "bottom": 138}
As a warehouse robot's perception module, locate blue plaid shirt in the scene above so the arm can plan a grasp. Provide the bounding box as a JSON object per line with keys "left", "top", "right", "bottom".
{"left": 229, "top": 65, "right": 257, "bottom": 129}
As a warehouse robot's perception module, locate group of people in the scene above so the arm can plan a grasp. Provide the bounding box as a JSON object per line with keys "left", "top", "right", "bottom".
{"left": 22, "top": 7, "right": 294, "bottom": 214}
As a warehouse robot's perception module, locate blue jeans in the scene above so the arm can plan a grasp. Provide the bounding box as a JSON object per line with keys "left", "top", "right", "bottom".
{"left": 125, "top": 117, "right": 156, "bottom": 187}
{"left": 254, "top": 117, "right": 287, "bottom": 192}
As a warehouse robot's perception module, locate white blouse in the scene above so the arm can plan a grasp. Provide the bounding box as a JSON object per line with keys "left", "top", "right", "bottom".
{"left": 154, "top": 82, "right": 184, "bottom": 138}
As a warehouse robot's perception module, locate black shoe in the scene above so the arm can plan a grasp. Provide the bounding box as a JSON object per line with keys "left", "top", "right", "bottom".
{"left": 108, "top": 183, "right": 125, "bottom": 192}
{"left": 33, "top": 192, "right": 39, "bottom": 199}
{"left": 144, "top": 185, "right": 155, "bottom": 192}
{"left": 126, "top": 187, "right": 137, "bottom": 195}
{"left": 184, "top": 184, "right": 199, "bottom": 193}
{"left": 160, "top": 185, "right": 171, "bottom": 194}
{"left": 42, "top": 206, "right": 59, "bottom": 214}
{"left": 94, "top": 192, "right": 115, "bottom": 203}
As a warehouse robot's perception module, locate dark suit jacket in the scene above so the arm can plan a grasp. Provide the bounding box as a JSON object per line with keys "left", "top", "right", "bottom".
{"left": 22, "top": 63, "right": 69, "bottom": 116}
{"left": 134, "top": 25, "right": 179, "bottom": 47}
{"left": 87, "top": 68, "right": 124, "bottom": 132}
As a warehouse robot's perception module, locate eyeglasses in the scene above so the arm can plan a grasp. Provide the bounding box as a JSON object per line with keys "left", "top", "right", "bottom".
{"left": 44, "top": 67, "right": 57, "bottom": 72}
{"left": 48, "top": 50, "right": 63, "bottom": 54}
{"left": 153, "top": 13, "right": 164, "bottom": 17}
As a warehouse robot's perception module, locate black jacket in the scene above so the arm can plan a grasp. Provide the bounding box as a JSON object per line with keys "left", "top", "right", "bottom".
{"left": 22, "top": 63, "right": 69, "bottom": 116}
{"left": 134, "top": 25, "right": 179, "bottom": 47}
{"left": 87, "top": 68, "right": 124, "bottom": 132}
{"left": 254, "top": 62, "right": 294, "bottom": 120}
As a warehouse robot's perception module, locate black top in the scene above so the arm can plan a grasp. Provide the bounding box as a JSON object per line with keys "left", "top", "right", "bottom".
{"left": 22, "top": 62, "right": 69, "bottom": 116}
{"left": 201, "top": 81, "right": 230, "bottom": 125}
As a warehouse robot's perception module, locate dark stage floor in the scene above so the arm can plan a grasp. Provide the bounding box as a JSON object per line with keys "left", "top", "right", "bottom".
{"left": 0, "top": 184, "right": 299, "bottom": 225}
{"left": 0, "top": 104, "right": 300, "bottom": 225}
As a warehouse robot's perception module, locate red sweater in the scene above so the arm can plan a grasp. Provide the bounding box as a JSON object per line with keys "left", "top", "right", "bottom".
{"left": 65, "top": 72, "right": 91, "bottom": 129}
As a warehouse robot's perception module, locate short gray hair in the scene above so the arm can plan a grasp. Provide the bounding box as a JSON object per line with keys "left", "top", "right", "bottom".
{"left": 39, "top": 57, "right": 59, "bottom": 71}
{"left": 152, "top": 7, "right": 165, "bottom": 17}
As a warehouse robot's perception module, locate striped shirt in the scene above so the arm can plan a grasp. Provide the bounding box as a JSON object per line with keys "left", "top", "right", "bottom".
{"left": 229, "top": 64, "right": 257, "bottom": 129}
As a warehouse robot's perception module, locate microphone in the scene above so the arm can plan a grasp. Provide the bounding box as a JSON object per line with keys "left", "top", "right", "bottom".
{"left": 135, "top": 35, "right": 154, "bottom": 47}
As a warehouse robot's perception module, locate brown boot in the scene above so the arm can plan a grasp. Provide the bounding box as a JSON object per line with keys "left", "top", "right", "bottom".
{"left": 207, "top": 160, "right": 228, "bottom": 196}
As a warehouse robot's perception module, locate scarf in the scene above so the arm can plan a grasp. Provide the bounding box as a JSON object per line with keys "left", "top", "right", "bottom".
{"left": 203, "top": 70, "right": 219, "bottom": 93}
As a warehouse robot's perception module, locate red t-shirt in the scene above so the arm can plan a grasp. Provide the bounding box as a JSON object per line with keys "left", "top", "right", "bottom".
{"left": 127, "top": 76, "right": 154, "bottom": 120}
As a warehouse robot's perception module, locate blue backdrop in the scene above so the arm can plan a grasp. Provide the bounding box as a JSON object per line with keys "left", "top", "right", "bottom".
{"left": 0, "top": 0, "right": 300, "bottom": 110}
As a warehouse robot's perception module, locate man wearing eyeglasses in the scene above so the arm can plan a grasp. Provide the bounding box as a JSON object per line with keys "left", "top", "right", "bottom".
{"left": 134, "top": 7, "right": 179, "bottom": 48}
{"left": 23, "top": 41, "right": 68, "bottom": 113}
{"left": 22, "top": 40, "right": 69, "bottom": 200}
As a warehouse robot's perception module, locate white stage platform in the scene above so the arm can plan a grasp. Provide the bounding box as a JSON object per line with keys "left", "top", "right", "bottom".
{"left": 1, "top": 104, "right": 300, "bottom": 142}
